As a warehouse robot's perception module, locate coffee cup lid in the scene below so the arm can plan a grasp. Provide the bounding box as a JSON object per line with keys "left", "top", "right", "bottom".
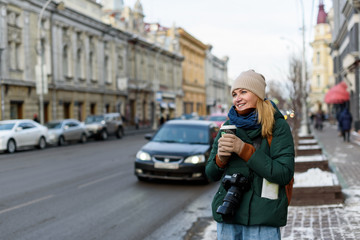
{"left": 220, "top": 125, "right": 236, "bottom": 130}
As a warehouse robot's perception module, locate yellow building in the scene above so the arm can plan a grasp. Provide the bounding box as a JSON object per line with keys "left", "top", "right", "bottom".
{"left": 310, "top": 1, "right": 334, "bottom": 114}
{"left": 177, "top": 28, "right": 208, "bottom": 116}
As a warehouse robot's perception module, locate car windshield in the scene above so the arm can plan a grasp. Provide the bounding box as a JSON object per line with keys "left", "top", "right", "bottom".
{"left": 152, "top": 124, "right": 209, "bottom": 144}
{"left": 45, "top": 122, "right": 62, "bottom": 129}
{"left": 0, "top": 123, "right": 15, "bottom": 130}
{"left": 209, "top": 116, "right": 227, "bottom": 121}
{"left": 85, "top": 116, "right": 104, "bottom": 124}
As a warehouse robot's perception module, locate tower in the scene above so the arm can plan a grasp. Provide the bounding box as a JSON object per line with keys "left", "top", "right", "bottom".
{"left": 133, "top": 0, "right": 145, "bottom": 35}
{"left": 309, "top": 0, "right": 334, "bottom": 115}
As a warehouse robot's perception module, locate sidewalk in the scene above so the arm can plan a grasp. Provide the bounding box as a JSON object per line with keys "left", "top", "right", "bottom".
{"left": 186, "top": 122, "right": 360, "bottom": 240}
{"left": 281, "top": 123, "right": 360, "bottom": 239}
{"left": 123, "top": 125, "right": 154, "bottom": 136}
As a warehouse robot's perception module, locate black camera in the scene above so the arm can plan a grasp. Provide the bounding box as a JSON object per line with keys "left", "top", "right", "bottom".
{"left": 216, "top": 173, "right": 250, "bottom": 221}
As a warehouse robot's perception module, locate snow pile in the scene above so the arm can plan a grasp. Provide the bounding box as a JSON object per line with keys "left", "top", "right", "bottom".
{"left": 295, "top": 154, "right": 327, "bottom": 162}
{"left": 294, "top": 168, "right": 339, "bottom": 187}
{"left": 297, "top": 145, "right": 321, "bottom": 150}
{"left": 298, "top": 134, "right": 313, "bottom": 138}
{"left": 298, "top": 139, "right": 317, "bottom": 144}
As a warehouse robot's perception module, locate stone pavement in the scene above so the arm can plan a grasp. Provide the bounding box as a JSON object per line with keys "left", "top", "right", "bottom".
{"left": 280, "top": 123, "right": 360, "bottom": 240}
{"left": 185, "top": 122, "right": 360, "bottom": 240}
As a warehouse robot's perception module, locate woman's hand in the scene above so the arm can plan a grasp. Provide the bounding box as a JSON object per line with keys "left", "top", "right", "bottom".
{"left": 217, "top": 137, "right": 232, "bottom": 163}
{"left": 219, "top": 134, "right": 245, "bottom": 155}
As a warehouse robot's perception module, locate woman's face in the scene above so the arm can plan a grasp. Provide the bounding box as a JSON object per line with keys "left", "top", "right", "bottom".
{"left": 232, "top": 88, "right": 258, "bottom": 111}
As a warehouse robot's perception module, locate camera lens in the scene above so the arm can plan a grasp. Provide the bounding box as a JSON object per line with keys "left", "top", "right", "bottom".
{"left": 216, "top": 174, "right": 250, "bottom": 221}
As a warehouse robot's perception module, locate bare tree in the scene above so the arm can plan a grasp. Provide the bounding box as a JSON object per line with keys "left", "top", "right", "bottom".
{"left": 267, "top": 80, "right": 289, "bottom": 110}
{"left": 286, "top": 55, "right": 304, "bottom": 146}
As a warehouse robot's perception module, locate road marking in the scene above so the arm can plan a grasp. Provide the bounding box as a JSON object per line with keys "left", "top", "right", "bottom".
{"left": 0, "top": 195, "right": 54, "bottom": 215}
{"left": 77, "top": 172, "right": 122, "bottom": 189}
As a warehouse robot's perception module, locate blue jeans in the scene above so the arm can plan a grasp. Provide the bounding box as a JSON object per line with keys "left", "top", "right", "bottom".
{"left": 217, "top": 223, "right": 281, "bottom": 240}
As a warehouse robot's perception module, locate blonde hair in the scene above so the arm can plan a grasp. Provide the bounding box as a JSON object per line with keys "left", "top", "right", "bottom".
{"left": 256, "top": 99, "right": 275, "bottom": 138}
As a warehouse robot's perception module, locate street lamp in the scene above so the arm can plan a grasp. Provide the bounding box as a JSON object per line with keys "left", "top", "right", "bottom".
{"left": 298, "top": 0, "right": 310, "bottom": 135}
{"left": 0, "top": 47, "right": 4, "bottom": 120}
{"left": 36, "top": 0, "right": 64, "bottom": 124}
{"left": 36, "top": 0, "right": 53, "bottom": 125}
{"left": 152, "top": 47, "right": 163, "bottom": 130}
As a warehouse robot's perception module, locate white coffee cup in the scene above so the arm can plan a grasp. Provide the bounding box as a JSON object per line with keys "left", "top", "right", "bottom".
{"left": 220, "top": 125, "right": 236, "bottom": 136}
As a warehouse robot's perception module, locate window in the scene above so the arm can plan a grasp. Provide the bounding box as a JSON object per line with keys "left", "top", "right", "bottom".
{"left": 316, "top": 52, "right": 320, "bottom": 64}
{"left": 7, "top": 11, "right": 22, "bottom": 71}
{"left": 89, "top": 38, "right": 97, "bottom": 82}
{"left": 77, "top": 48, "right": 85, "bottom": 80}
{"left": 104, "top": 56, "right": 110, "bottom": 83}
{"left": 89, "top": 51, "right": 93, "bottom": 80}
{"left": 63, "top": 45, "right": 68, "bottom": 78}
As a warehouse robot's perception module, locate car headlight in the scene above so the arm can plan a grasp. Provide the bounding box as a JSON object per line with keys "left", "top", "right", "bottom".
{"left": 136, "top": 150, "right": 151, "bottom": 161}
{"left": 184, "top": 155, "right": 205, "bottom": 164}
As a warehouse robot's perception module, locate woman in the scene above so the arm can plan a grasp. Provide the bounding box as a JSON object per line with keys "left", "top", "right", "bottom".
{"left": 205, "top": 70, "right": 294, "bottom": 240}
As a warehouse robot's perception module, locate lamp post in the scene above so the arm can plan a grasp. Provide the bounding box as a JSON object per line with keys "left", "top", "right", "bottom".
{"left": 298, "top": 0, "right": 310, "bottom": 135}
{"left": 0, "top": 47, "right": 4, "bottom": 120}
{"left": 36, "top": 0, "right": 54, "bottom": 125}
{"left": 152, "top": 47, "right": 163, "bottom": 130}
{"left": 36, "top": 1, "right": 64, "bottom": 124}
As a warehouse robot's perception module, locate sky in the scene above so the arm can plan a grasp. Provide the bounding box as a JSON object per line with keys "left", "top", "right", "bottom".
{"left": 123, "top": 0, "right": 333, "bottom": 83}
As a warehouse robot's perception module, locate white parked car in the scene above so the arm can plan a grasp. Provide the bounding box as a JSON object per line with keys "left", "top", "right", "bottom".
{"left": 0, "top": 119, "right": 48, "bottom": 153}
{"left": 45, "top": 119, "right": 88, "bottom": 146}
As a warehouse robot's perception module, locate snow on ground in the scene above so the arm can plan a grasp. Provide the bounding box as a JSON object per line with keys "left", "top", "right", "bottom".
{"left": 297, "top": 145, "right": 321, "bottom": 150}
{"left": 295, "top": 154, "right": 327, "bottom": 162}
{"left": 351, "top": 131, "right": 360, "bottom": 146}
{"left": 294, "top": 168, "right": 339, "bottom": 187}
{"left": 343, "top": 187, "right": 360, "bottom": 206}
{"left": 298, "top": 139, "right": 318, "bottom": 144}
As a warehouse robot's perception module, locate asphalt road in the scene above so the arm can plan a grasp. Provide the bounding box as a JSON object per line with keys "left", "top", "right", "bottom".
{"left": 0, "top": 134, "right": 215, "bottom": 240}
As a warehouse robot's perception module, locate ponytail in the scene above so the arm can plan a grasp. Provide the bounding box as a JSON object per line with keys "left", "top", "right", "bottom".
{"left": 256, "top": 99, "right": 275, "bottom": 138}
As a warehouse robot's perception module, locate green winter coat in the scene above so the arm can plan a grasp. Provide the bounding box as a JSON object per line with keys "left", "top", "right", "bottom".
{"left": 205, "top": 108, "right": 294, "bottom": 227}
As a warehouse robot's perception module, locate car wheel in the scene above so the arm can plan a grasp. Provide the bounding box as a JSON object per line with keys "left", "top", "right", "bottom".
{"left": 58, "top": 136, "right": 65, "bottom": 146}
{"left": 80, "top": 133, "right": 87, "bottom": 143}
{"left": 7, "top": 139, "right": 16, "bottom": 153}
{"left": 38, "top": 137, "right": 46, "bottom": 149}
{"left": 116, "top": 127, "right": 123, "bottom": 139}
{"left": 100, "top": 130, "right": 108, "bottom": 140}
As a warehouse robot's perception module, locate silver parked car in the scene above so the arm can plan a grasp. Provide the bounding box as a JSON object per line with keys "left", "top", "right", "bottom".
{"left": 84, "top": 113, "right": 124, "bottom": 140}
{"left": 45, "top": 119, "right": 88, "bottom": 146}
{"left": 0, "top": 119, "right": 48, "bottom": 153}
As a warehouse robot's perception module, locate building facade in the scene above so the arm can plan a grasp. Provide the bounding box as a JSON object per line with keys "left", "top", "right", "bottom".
{"left": 205, "top": 46, "right": 229, "bottom": 114}
{"left": 0, "top": 0, "right": 184, "bottom": 129}
{"left": 102, "top": 0, "right": 183, "bottom": 125}
{"left": 310, "top": 1, "right": 334, "bottom": 115}
{"left": 177, "top": 27, "right": 208, "bottom": 116}
{"left": 0, "top": 0, "right": 130, "bottom": 123}
{"left": 330, "top": 0, "right": 360, "bottom": 130}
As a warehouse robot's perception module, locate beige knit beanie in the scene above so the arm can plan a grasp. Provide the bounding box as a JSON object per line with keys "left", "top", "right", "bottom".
{"left": 230, "top": 70, "right": 266, "bottom": 99}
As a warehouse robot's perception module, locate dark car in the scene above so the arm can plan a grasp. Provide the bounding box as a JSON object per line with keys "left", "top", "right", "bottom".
{"left": 134, "top": 120, "right": 219, "bottom": 182}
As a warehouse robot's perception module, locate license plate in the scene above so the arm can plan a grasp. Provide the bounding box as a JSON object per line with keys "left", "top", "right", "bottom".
{"left": 154, "top": 162, "right": 179, "bottom": 169}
